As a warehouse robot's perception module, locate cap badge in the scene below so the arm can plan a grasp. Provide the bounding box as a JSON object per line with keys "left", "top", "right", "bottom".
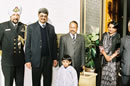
{"left": 13, "top": 6, "right": 20, "bottom": 12}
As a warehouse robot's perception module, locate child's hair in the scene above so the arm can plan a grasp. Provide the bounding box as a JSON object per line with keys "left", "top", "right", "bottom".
{"left": 62, "top": 55, "right": 72, "bottom": 62}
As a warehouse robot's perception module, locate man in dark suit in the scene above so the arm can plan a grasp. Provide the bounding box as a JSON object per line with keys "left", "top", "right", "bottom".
{"left": 120, "top": 20, "right": 130, "bottom": 86}
{"left": 0, "top": 5, "right": 26, "bottom": 86}
{"left": 25, "top": 8, "right": 57, "bottom": 86}
{"left": 59, "top": 21, "right": 85, "bottom": 79}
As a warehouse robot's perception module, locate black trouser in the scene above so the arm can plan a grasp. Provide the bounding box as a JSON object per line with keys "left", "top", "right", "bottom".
{"left": 32, "top": 56, "right": 52, "bottom": 86}
{"left": 74, "top": 66, "right": 81, "bottom": 80}
{"left": 122, "top": 75, "right": 130, "bottom": 86}
{"left": 2, "top": 64, "right": 24, "bottom": 86}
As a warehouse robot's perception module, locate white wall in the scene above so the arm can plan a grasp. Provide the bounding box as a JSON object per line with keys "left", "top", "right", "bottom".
{"left": 0, "top": 0, "right": 80, "bottom": 86}
{"left": 0, "top": 0, "right": 80, "bottom": 33}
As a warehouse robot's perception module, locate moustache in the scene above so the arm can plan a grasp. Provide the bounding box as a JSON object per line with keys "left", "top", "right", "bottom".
{"left": 70, "top": 30, "right": 76, "bottom": 33}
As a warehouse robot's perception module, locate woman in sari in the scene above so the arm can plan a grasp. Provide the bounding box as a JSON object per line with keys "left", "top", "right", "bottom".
{"left": 99, "top": 21, "right": 120, "bottom": 86}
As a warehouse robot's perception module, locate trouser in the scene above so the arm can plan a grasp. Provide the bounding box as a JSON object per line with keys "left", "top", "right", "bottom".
{"left": 122, "top": 75, "right": 130, "bottom": 86}
{"left": 2, "top": 64, "right": 24, "bottom": 86}
{"left": 32, "top": 56, "right": 52, "bottom": 86}
{"left": 74, "top": 66, "right": 81, "bottom": 80}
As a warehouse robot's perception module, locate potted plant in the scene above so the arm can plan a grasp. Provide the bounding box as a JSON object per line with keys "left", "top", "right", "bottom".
{"left": 82, "top": 33, "right": 99, "bottom": 72}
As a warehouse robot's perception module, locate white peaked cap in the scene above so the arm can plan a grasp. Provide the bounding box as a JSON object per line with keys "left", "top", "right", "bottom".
{"left": 8, "top": 4, "right": 22, "bottom": 16}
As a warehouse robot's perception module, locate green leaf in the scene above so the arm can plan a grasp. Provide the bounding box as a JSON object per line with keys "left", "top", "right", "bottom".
{"left": 91, "top": 35, "right": 99, "bottom": 41}
{"left": 86, "top": 60, "right": 95, "bottom": 68}
{"left": 96, "top": 40, "right": 99, "bottom": 45}
{"left": 91, "top": 48, "right": 96, "bottom": 58}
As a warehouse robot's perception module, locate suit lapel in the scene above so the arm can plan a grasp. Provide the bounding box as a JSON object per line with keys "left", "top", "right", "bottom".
{"left": 8, "top": 21, "right": 15, "bottom": 31}
{"left": 73, "top": 34, "right": 80, "bottom": 49}
{"left": 35, "top": 22, "right": 41, "bottom": 40}
{"left": 67, "top": 33, "right": 74, "bottom": 49}
{"left": 8, "top": 21, "right": 17, "bottom": 37}
{"left": 75, "top": 34, "right": 80, "bottom": 44}
{"left": 67, "top": 33, "right": 73, "bottom": 44}
{"left": 45, "top": 23, "right": 51, "bottom": 54}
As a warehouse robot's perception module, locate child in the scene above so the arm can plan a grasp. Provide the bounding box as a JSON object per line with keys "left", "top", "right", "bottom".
{"left": 56, "top": 55, "right": 78, "bottom": 86}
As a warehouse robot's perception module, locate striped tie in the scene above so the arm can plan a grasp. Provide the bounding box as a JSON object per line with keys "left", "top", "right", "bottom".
{"left": 72, "top": 34, "right": 76, "bottom": 43}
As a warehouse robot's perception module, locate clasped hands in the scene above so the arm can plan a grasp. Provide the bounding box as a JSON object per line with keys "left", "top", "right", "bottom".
{"left": 99, "top": 46, "right": 120, "bottom": 61}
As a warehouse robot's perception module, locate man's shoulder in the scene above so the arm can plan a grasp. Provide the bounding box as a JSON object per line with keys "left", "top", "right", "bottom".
{"left": 0, "top": 21, "right": 10, "bottom": 29}
{"left": 78, "top": 34, "right": 84, "bottom": 38}
{"left": 18, "top": 22, "right": 26, "bottom": 27}
{"left": 121, "top": 36, "right": 127, "bottom": 41}
{"left": 27, "top": 22, "right": 39, "bottom": 30}
{"left": 28, "top": 22, "right": 38, "bottom": 26}
{"left": 77, "top": 34, "right": 85, "bottom": 41}
{"left": 0, "top": 21, "right": 9, "bottom": 26}
{"left": 61, "top": 33, "right": 69, "bottom": 38}
{"left": 46, "top": 23, "right": 54, "bottom": 29}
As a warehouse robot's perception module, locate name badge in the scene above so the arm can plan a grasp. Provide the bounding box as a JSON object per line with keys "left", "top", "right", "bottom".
{"left": 5, "top": 29, "right": 11, "bottom": 31}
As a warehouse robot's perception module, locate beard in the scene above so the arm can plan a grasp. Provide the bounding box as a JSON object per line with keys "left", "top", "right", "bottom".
{"left": 12, "top": 19, "right": 19, "bottom": 24}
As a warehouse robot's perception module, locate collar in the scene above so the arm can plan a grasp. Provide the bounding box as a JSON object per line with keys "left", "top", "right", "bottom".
{"left": 38, "top": 21, "right": 46, "bottom": 28}
{"left": 69, "top": 33, "right": 77, "bottom": 39}
{"left": 11, "top": 21, "right": 18, "bottom": 27}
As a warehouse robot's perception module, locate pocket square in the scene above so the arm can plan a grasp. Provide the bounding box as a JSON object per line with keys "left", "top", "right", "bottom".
{"left": 5, "top": 29, "right": 11, "bottom": 31}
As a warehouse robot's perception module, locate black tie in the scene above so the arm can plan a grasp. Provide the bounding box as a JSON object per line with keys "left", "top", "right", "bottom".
{"left": 73, "top": 34, "right": 75, "bottom": 40}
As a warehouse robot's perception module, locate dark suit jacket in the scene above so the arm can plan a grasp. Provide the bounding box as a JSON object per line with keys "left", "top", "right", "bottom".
{"left": 0, "top": 21, "right": 26, "bottom": 66}
{"left": 25, "top": 21, "right": 57, "bottom": 67}
{"left": 59, "top": 33, "right": 85, "bottom": 71}
{"left": 120, "top": 35, "right": 130, "bottom": 76}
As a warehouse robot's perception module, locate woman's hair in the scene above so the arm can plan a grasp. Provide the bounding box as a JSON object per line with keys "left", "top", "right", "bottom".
{"left": 62, "top": 55, "right": 72, "bottom": 62}
{"left": 108, "top": 20, "right": 118, "bottom": 29}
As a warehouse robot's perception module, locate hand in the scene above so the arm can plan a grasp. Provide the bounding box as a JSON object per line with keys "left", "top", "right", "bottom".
{"left": 82, "top": 66, "right": 86, "bottom": 71}
{"left": 53, "top": 60, "right": 58, "bottom": 67}
{"left": 26, "top": 62, "right": 31, "bottom": 69}
{"left": 115, "top": 48, "right": 120, "bottom": 54}
{"left": 111, "top": 54, "right": 116, "bottom": 59}
{"left": 111, "top": 49, "right": 120, "bottom": 59}
{"left": 99, "top": 46, "right": 104, "bottom": 53}
{"left": 102, "top": 51, "right": 112, "bottom": 61}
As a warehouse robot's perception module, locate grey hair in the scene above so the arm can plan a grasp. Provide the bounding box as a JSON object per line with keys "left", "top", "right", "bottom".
{"left": 128, "top": 20, "right": 130, "bottom": 27}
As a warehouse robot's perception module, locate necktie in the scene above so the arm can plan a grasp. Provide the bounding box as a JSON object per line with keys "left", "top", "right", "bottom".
{"left": 73, "top": 34, "right": 75, "bottom": 40}
{"left": 72, "top": 34, "right": 76, "bottom": 43}
{"left": 42, "top": 25, "right": 46, "bottom": 28}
